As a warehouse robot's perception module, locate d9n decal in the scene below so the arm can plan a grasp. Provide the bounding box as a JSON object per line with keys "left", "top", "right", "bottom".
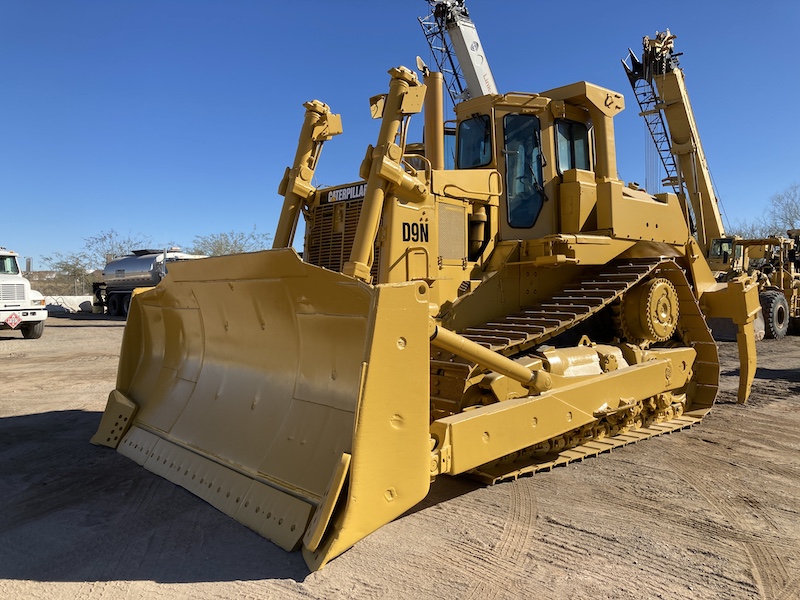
{"left": 402, "top": 222, "right": 429, "bottom": 243}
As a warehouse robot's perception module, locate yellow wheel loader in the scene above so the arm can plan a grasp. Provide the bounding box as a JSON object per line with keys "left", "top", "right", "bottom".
{"left": 93, "top": 64, "right": 760, "bottom": 570}
{"left": 712, "top": 232, "right": 800, "bottom": 338}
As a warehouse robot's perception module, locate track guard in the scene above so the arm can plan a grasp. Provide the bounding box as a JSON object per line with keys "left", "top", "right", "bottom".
{"left": 93, "top": 249, "right": 432, "bottom": 569}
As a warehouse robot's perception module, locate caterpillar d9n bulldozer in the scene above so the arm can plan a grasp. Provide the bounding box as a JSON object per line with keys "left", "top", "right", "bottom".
{"left": 92, "top": 62, "right": 760, "bottom": 569}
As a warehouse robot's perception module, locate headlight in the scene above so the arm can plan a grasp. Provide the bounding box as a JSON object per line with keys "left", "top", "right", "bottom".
{"left": 31, "top": 298, "right": 46, "bottom": 307}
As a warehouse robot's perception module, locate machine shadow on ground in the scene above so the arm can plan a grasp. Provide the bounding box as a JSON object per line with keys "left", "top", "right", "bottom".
{"left": 0, "top": 409, "right": 313, "bottom": 583}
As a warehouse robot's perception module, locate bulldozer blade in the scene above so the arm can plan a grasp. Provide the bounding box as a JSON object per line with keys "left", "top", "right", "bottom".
{"left": 92, "top": 249, "right": 432, "bottom": 569}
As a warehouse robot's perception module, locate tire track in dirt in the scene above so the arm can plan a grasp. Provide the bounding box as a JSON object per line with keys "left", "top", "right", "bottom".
{"left": 664, "top": 446, "right": 798, "bottom": 600}
{"left": 496, "top": 480, "right": 537, "bottom": 560}
{"left": 544, "top": 489, "right": 789, "bottom": 549}
{"left": 532, "top": 509, "right": 716, "bottom": 596}
{"left": 72, "top": 580, "right": 127, "bottom": 600}
{"left": 443, "top": 482, "right": 539, "bottom": 600}
{"left": 515, "top": 442, "right": 771, "bottom": 597}
{"left": 0, "top": 581, "right": 114, "bottom": 600}
{"left": 552, "top": 461, "right": 793, "bottom": 548}
{"left": 746, "top": 543, "right": 800, "bottom": 600}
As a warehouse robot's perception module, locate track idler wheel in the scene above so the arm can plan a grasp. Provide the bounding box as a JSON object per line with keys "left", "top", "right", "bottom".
{"left": 621, "top": 277, "right": 680, "bottom": 345}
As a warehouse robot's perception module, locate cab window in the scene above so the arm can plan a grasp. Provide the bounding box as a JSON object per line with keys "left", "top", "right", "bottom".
{"left": 0, "top": 256, "right": 19, "bottom": 274}
{"left": 457, "top": 115, "right": 492, "bottom": 168}
{"left": 555, "top": 120, "right": 590, "bottom": 172}
{"left": 444, "top": 126, "right": 456, "bottom": 170}
{"left": 504, "top": 114, "right": 544, "bottom": 228}
{"left": 709, "top": 238, "right": 734, "bottom": 262}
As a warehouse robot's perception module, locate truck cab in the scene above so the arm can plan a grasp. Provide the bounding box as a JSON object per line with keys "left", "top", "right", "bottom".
{"left": 0, "top": 247, "right": 47, "bottom": 339}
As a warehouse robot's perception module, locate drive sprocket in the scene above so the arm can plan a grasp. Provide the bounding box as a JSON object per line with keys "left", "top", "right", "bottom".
{"left": 618, "top": 277, "right": 680, "bottom": 346}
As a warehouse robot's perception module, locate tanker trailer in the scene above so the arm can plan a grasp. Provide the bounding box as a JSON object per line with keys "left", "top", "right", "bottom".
{"left": 94, "top": 248, "right": 206, "bottom": 316}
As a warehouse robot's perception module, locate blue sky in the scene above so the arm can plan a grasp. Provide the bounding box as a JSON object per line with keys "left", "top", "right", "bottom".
{"left": 1, "top": 0, "right": 798, "bottom": 267}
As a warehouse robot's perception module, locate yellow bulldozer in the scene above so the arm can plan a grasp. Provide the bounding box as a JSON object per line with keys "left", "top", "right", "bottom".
{"left": 92, "top": 20, "right": 761, "bottom": 570}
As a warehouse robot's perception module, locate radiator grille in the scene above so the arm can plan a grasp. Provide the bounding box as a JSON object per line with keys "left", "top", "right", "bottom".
{"left": 439, "top": 203, "right": 466, "bottom": 261}
{"left": 0, "top": 283, "right": 25, "bottom": 302}
{"left": 306, "top": 200, "right": 380, "bottom": 281}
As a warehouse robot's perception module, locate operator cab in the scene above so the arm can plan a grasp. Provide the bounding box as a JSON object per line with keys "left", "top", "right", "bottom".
{"left": 708, "top": 237, "right": 744, "bottom": 276}
{"left": 454, "top": 84, "right": 619, "bottom": 242}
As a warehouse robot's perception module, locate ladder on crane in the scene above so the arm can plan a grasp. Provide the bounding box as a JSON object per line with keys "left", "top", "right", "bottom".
{"left": 623, "top": 30, "right": 731, "bottom": 253}
{"left": 622, "top": 48, "right": 684, "bottom": 196}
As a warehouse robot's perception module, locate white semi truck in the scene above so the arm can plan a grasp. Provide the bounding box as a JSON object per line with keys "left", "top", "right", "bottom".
{"left": 0, "top": 247, "right": 48, "bottom": 339}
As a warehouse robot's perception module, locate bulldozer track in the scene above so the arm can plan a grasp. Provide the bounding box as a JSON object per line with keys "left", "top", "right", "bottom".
{"left": 431, "top": 257, "right": 720, "bottom": 483}
{"left": 431, "top": 258, "right": 665, "bottom": 411}
{"left": 472, "top": 415, "right": 703, "bottom": 484}
{"left": 461, "top": 257, "right": 664, "bottom": 354}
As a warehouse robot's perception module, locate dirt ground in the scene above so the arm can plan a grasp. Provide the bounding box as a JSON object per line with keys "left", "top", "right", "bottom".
{"left": 1, "top": 314, "right": 799, "bottom": 600}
